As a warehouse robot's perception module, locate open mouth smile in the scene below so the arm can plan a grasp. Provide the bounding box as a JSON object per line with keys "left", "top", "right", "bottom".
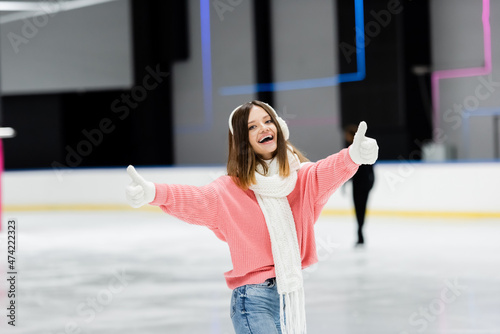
{"left": 258, "top": 134, "right": 275, "bottom": 145}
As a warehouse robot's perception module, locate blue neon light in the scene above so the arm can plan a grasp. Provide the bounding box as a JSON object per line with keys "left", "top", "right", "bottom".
{"left": 176, "top": 0, "right": 365, "bottom": 134}
{"left": 219, "top": 0, "right": 366, "bottom": 96}
{"left": 176, "top": 0, "right": 213, "bottom": 134}
{"left": 200, "top": 0, "right": 213, "bottom": 122}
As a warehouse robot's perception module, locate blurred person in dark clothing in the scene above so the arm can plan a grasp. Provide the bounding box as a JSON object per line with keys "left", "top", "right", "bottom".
{"left": 344, "top": 124, "right": 375, "bottom": 246}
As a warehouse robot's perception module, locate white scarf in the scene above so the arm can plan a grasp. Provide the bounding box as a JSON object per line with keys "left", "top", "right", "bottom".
{"left": 249, "top": 145, "right": 308, "bottom": 334}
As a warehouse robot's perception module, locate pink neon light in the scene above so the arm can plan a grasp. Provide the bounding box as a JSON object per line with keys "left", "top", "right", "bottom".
{"left": 0, "top": 140, "right": 3, "bottom": 231}
{"left": 431, "top": 0, "right": 491, "bottom": 138}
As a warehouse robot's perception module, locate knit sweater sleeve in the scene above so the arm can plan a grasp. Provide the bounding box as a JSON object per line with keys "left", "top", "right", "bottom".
{"left": 149, "top": 181, "right": 220, "bottom": 229}
{"left": 302, "top": 147, "right": 359, "bottom": 206}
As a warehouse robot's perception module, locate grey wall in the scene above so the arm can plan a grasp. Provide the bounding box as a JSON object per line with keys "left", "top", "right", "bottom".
{"left": 431, "top": 0, "right": 500, "bottom": 160}
{"left": 173, "top": 0, "right": 256, "bottom": 165}
{"left": 272, "top": 0, "right": 343, "bottom": 161}
{"left": 173, "top": 0, "right": 343, "bottom": 165}
{"left": 0, "top": 0, "right": 133, "bottom": 95}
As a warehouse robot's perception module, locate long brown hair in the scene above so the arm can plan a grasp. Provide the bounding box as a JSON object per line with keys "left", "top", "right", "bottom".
{"left": 227, "top": 100, "right": 309, "bottom": 190}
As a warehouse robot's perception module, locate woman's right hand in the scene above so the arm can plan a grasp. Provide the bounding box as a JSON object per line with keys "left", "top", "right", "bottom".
{"left": 125, "top": 165, "right": 156, "bottom": 208}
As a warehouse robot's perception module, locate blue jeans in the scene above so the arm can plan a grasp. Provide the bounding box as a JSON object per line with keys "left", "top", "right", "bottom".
{"left": 230, "top": 277, "right": 283, "bottom": 334}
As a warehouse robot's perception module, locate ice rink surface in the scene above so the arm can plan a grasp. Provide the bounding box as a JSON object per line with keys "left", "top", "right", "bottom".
{"left": 0, "top": 210, "right": 499, "bottom": 334}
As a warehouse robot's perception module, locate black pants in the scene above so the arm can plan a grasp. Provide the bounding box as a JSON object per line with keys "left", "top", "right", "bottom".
{"left": 352, "top": 165, "right": 374, "bottom": 244}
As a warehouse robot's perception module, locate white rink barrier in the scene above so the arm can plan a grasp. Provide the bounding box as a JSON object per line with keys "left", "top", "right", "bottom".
{"left": 2, "top": 162, "right": 500, "bottom": 217}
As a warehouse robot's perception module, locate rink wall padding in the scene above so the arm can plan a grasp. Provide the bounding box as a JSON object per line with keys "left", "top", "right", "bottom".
{"left": 2, "top": 162, "right": 500, "bottom": 218}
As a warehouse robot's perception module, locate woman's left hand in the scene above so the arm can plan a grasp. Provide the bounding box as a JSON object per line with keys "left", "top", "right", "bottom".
{"left": 348, "top": 121, "right": 378, "bottom": 165}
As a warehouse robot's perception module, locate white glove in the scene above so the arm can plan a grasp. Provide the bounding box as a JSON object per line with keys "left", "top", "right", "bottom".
{"left": 125, "top": 165, "right": 156, "bottom": 208}
{"left": 349, "top": 121, "right": 378, "bottom": 165}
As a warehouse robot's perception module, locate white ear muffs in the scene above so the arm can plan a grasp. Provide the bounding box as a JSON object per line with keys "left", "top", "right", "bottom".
{"left": 228, "top": 103, "right": 290, "bottom": 141}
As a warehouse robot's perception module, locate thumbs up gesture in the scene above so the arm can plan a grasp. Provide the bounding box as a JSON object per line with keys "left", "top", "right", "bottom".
{"left": 125, "top": 165, "right": 156, "bottom": 208}
{"left": 349, "top": 121, "right": 378, "bottom": 165}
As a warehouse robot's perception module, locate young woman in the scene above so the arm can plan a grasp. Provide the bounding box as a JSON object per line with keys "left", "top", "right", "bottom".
{"left": 125, "top": 101, "right": 378, "bottom": 334}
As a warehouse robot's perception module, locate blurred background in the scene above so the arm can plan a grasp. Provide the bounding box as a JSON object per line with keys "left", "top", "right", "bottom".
{"left": 0, "top": 0, "right": 499, "bottom": 333}
{"left": 1, "top": 0, "right": 499, "bottom": 168}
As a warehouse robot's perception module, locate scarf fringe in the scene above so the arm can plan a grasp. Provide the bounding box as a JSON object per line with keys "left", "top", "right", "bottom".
{"left": 280, "top": 288, "right": 307, "bottom": 334}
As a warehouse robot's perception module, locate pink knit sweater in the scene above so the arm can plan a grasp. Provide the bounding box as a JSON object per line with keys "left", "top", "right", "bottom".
{"left": 151, "top": 148, "right": 359, "bottom": 290}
